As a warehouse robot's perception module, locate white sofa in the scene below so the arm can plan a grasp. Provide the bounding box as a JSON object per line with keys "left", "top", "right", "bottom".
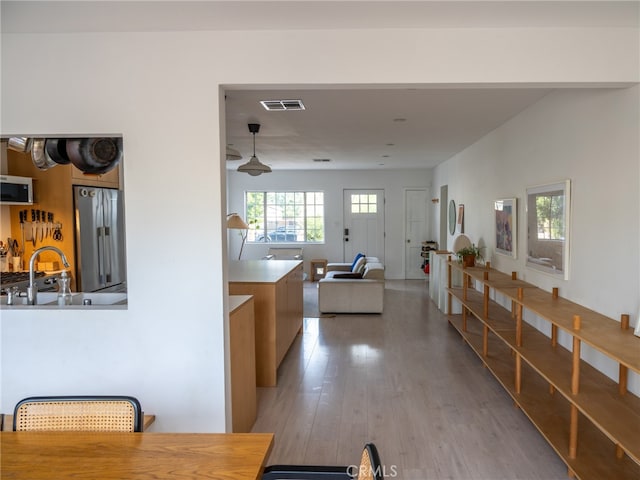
{"left": 318, "top": 257, "right": 384, "bottom": 313}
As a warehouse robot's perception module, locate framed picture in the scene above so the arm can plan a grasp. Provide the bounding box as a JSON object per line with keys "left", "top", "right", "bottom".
{"left": 457, "top": 204, "right": 464, "bottom": 233}
{"left": 494, "top": 198, "right": 517, "bottom": 258}
{"left": 526, "top": 180, "right": 571, "bottom": 279}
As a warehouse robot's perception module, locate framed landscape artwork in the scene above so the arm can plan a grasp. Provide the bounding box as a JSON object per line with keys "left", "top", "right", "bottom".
{"left": 494, "top": 198, "right": 517, "bottom": 258}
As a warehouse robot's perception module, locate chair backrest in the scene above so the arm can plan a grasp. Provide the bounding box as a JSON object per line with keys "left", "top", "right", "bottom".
{"left": 261, "top": 442, "right": 382, "bottom": 480}
{"left": 357, "top": 443, "right": 383, "bottom": 480}
{"left": 13, "top": 395, "right": 143, "bottom": 432}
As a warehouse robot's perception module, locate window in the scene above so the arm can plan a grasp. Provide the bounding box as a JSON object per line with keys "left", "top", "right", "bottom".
{"left": 535, "top": 192, "right": 564, "bottom": 240}
{"left": 526, "top": 180, "right": 571, "bottom": 279}
{"left": 350, "top": 193, "right": 377, "bottom": 214}
{"left": 246, "top": 191, "right": 324, "bottom": 243}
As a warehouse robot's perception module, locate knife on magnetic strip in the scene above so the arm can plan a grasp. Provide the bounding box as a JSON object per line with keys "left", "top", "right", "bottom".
{"left": 31, "top": 209, "right": 37, "bottom": 246}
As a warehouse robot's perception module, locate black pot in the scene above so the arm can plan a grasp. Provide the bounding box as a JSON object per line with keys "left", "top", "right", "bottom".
{"left": 45, "top": 138, "right": 71, "bottom": 165}
{"left": 66, "top": 137, "right": 123, "bottom": 174}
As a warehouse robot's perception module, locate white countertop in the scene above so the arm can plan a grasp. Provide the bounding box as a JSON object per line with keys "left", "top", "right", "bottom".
{"left": 228, "top": 260, "right": 302, "bottom": 284}
{"left": 0, "top": 292, "right": 127, "bottom": 309}
{"left": 229, "top": 294, "right": 253, "bottom": 313}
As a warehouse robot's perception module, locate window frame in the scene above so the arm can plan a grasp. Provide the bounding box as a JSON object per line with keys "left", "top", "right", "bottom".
{"left": 245, "top": 190, "right": 325, "bottom": 244}
{"left": 526, "top": 180, "right": 571, "bottom": 279}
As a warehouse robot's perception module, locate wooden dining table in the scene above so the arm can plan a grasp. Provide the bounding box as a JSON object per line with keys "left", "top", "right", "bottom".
{"left": 0, "top": 431, "right": 274, "bottom": 479}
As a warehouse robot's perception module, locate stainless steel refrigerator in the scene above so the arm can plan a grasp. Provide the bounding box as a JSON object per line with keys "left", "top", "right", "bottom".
{"left": 73, "top": 186, "right": 126, "bottom": 292}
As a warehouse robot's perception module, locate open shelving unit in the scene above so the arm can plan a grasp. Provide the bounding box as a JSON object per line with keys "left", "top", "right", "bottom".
{"left": 445, "top": 258, "right": 640, "bottom": 479}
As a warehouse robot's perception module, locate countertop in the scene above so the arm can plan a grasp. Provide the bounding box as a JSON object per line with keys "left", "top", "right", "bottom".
{"left": 229, "top": 294, "right": 253, "bottom": 313}
{"left": 228, "top": 260, "right": 302, "bottom": 284}
{"left": 0, "top": 292, "right": 127, "bottom": 310}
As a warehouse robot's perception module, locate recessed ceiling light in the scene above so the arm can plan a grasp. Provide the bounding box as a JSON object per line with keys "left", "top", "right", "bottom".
{"left": 260, "top": 99, "right": 306, "bottom": 111}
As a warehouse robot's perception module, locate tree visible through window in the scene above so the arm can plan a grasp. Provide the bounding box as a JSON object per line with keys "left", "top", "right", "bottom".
{"left": 246, "top": 191, "right": 324, "bottom": 243}
{"left": 535, "top": 192, "right": 564, "bottom": 240}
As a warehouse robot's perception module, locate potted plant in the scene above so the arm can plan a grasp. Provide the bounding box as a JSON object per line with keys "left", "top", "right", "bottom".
{"left": 456, "top": 244, "right": 484, "bottom": 267}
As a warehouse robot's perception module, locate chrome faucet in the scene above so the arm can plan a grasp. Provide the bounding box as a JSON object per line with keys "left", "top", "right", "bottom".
{"left": 27, "top": 246, "right": 70, "bottom": 305}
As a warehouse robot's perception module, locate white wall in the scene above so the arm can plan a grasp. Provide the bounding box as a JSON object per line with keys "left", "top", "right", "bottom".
{"left": 227, "top": 169, "right": 432, "bottom": 279}
{"left": 432, "top": 86, "right": 640, "bottom": 394}
{"left": 1, "top": 22, "right": 637, "bottom": 431}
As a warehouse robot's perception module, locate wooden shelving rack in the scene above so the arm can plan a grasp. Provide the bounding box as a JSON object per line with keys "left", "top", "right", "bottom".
{"left": 445, "top": 258, "right": 640, "bottom": 479}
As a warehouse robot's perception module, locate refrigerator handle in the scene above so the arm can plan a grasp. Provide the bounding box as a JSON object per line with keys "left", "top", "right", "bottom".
{"left": 104, "top": 225, "right": 112, "bottom": 284}
{"left": 97, "top": 226, "right": 105, "bottom": 285}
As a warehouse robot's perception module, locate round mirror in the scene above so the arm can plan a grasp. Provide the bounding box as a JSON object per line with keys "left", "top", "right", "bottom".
{"left": 449, "top": 199, "right": 456, "bottom": 235}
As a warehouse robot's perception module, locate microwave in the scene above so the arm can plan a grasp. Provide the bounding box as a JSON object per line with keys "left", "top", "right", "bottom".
{"left": 0, "top": 175, "right": 34, "bottom": 205}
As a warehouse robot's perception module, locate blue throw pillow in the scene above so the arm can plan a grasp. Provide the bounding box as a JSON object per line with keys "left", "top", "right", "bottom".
{"left": 350, "top": 252, "right": 365, "bottom": 271}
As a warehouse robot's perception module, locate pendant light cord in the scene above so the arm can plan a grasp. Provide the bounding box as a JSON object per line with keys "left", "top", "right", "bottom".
{"left": 252, "top": 131, "right": 256, "bottom": 157}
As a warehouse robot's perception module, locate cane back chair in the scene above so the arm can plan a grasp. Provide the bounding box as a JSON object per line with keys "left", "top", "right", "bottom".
{"left": 262, "top": 443, "right": 382, "bottom": 480}
{"left": 13, "top": 395, "right": 143, "bottom": 432}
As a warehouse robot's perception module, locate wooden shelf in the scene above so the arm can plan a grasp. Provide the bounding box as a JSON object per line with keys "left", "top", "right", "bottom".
{"left": 445, "top": 260, "right": 640, "bottom": 479}
{"left": 451, "top": 263, "right": 640, "bottom": 372}
{"left": 449, "top": 287, "right": 640, "bottom": 464}
{"left": 448, "top": 314, "right": 640, "bottom": 479}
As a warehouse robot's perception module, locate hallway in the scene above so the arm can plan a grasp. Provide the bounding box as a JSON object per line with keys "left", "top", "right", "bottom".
{"left": 251, "top": 280, "right": 568, "bottom": 479}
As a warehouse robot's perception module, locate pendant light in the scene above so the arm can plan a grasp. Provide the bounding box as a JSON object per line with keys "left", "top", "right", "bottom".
{"left": 237, "top": 123, "right": 272, "bottom": 176}
{"left": 226, "top": 146, "right": 242, "bottom": 161}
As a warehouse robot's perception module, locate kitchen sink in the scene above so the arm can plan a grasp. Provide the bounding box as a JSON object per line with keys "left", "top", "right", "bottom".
{"left": 1, "top": 292, "right": 127, "bottom": 307}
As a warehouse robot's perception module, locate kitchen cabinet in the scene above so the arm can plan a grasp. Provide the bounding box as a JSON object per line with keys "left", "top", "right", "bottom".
{"left": 445, "top": 259, "right": 640, "bottom": 479}
{"left": 277, "top": 262, "right": 304, "bottom": 368}
{"left": 229, "top": 295, "right": 257, "bottom": 432}
{"left": 228, "top": 260, "right": 303, "bottom": 387}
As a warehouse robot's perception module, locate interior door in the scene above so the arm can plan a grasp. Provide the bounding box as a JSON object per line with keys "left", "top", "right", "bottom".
{"left": 405, "top": 189, "right": 428, "bottom": 279}
{"left": 439, "top": 185, "right": 448, "bottom": 251}
{"left": 343, "top": 189, "right": 385, "bottom": 263}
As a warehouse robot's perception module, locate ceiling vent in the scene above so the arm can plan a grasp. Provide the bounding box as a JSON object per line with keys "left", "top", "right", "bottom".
{"left": 313, "top": 158, "right": 331, "bottom": 163}
{"left": 260, "top": 99, "right": 306, "bottom": 111}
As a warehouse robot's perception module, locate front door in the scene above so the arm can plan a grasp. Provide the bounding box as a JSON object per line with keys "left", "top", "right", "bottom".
{"left": 343, "top": 189, "right": 385, "bottom": 263}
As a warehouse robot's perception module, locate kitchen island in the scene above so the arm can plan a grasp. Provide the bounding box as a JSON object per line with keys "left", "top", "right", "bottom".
{"left": 229, "top": 260, "right": 303, "bottom": 387}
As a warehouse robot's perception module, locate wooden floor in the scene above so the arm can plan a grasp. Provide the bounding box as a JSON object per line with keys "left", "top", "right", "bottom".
{"left": 252, "top": 279, "right": 568, "bottom": 479}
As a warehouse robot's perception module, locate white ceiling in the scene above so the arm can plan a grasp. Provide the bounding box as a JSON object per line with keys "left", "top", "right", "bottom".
{"left": 224, "top": 87, "right": 553, "bottom": 170}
